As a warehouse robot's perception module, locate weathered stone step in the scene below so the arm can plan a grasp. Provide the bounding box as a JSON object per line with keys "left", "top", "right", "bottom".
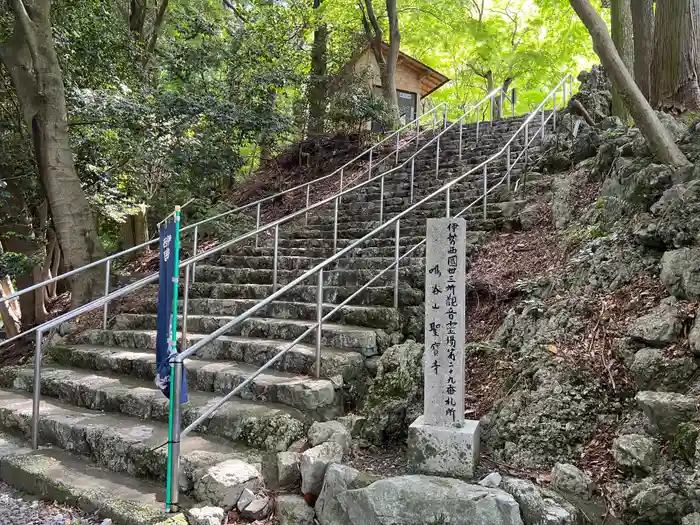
{"left": 113, "top": 313, "right": 379, "bottom": 355}
{"left": 2, "top": 367, "right": 307, "bottom": 451}
{"left": 186, "top": 281, "right": 422, "bottom": 307}
{"left": 194, "top": 264, "right": 422, "bottom": 289}
{"left": 0, "top": 447, "right": 182, "bottom": 524}
{"left": 0, "top": 389, "right": 264, "bottom": 488}
{"left": 215, "top": 254, "right": 424, "bottom": 271}
{"left": 223, "top": 244, "right": 426, "bottom": 259}
{"left": 50, "top": 345, "right": 341, "bottom": 419}
{"left": 75, "top": 329, "right": 365, "bottom": 380}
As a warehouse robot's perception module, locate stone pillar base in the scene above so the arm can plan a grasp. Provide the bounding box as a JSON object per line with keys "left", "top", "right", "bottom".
{"left": 407, "top": 416, "right": 480, "bottom": 479}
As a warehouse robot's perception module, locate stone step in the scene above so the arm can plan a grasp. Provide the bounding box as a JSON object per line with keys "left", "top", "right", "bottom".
{"left": 0, "top": 389, "right": 264, "bottom": 488}
{"left": 49, "top": 345, "right": 341, "bottom": 419}
{"left": 0, "top": 447, "right": 182, "bottom": 524}
{"left": 1, "top": 367, "right": 308, "bottom": 451}
{"left": 186, "top": 282, "right": 422, "bottom": 307}
{"left": 112, "top": 313, "right": 379, "bottom": 355}
{"left": 75, "top": 329, "right": 365, "bottom": 380}
{"left": 194, "top": 264, "right": 422, "bottom": 289}
{"left": 215, "top": 254, "right": 424, "bottom": 271}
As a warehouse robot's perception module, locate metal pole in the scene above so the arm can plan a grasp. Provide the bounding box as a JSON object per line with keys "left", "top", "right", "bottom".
{"left": 339, "top": 168, "right": 344, "bottom": 206}
{"left": 168, "top": 360, "right": 183, "bottom": 512}
{"left": 525, "top": 123, "right": 529, "bottom": 168}
{"left": 506, "top": 144, "right": 512, "bottom": 192}
{"left": 379, "top": 175, "right": 385, "bottom": 225}
{"left": 446, "top": 186, "right": 451, "bottom": 218}
{"left": 476, "top": 113, "right": 480, "bottom": 143}
{"left": 273, "top": 226, "right": 279, "bottom": 292}
{"left": 512, "top": 88, "right": 516, "bottom": 118}
{"left": 31, "top": 330, "right": 42, "bottom": 450}
{"left": 435, "top": 136, "right": 441, "bottom": 178}
{"left": 499, "top": 91, "right": 504, "bottom": 121}
{"left": 102, "top": 260, "right": 110, "bottom": 330}
{"left": 483, "top": 165, "right": 488, "bottom": 220}
{"left": 191, "top": 225, "right": 198, "bottom": 284}
{"left": 395, "top": 132, "right": 400, "bottom": 164}
{"left": 393, "top": 220, "right": 400, "bottom": 309}
{"left": 410, "top": 158, "right": 415, "bottom": 204}
{"left": 553, "top": 92, "right": 557, "bottom": 131}
{"left": 569, "top": 75, "right": 573, "bottom": 100}
{"left": 305, "top": 184, "right": 310, "bottom": 227}
{"left": 443, "top": 105, "right": 448, "bottom": 129}
{"left": 182, "top": 265, "right": 190, "bottom": 351}
{"left": 333, "top": 198, "right": 339, "bottom": 253}
{"left": 416, "top": 118, "right": 421, "bottom": 146}
{"left": 458, "top": 117, "right": 463, "bottom": 161}
{"left": 368, "top": 149, "right": 373, "bottom": 180}
{"left": 255, "top": 202, "right": 261, "bottom": 248}
{"left": 315, "top": 270, "right": 323, "bottom": 379}
{"left": 562, "top": 83, "right": 567, "bottom": 108}
{"left": 541, "top": 107, "right": 545, "bottom": 139}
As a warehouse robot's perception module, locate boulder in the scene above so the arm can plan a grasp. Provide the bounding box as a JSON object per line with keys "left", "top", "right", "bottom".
{"left": 552, "top": 172, "right": 577, "bottom": 230}
{"left": 300, "top": 442, "right": 344, "bottom": 497}
{"left": 337, "top": 414, "right": 366, "bottom": 438}
{"left": 335, "top": 475, "right": 524, "bottom": 525}
{"left": 276, "top": 494, "right": 315, "bottom": 525}
{"left": 689, "top": 317, "right": 700, "bottom": 357}
{"left": 315, "top": 463, "right": 377, "bottom": 525}
{"left": 288, "top": 437, "right": 309, "bottom": 453}
{"left": 631, "top": 348, "right": 697, "bottom": 392}
{"left": 551, "top": 463, "right": 594, "bottom": 499}
{"left": 612, "top": 434, "right": 659, "bottom": 474}
{"left": 308, "top": 421, "right": 352, "bottom": 454}
{"left": 684, "top": 513, "right": 700, "bottom": 525}
{"left": 628, "top": 299, "right": 683, "bottom": 346}
{"left": 661, "top": 249, "right": 700, "bottom": 300}
{"left": 501, "top": 477, "right": 582, "bottom": 525}
{"left": 656, "top": 111, "right": 687, "bottom": 140}
{"left": 187, "top": 507, "right": 224, "bottom": 525}
{"left": 277, "top": 451, "right": 301, "bottom": 489}
{"left": 193, "top": 459, "right": 263, "bottom": 510}
{"left": 478, "top": 472, "right": 503, "bottom": 489}
{"left": 672, "top": 422, "right": 699, "bottom": 463}
{"left": 240, "top": 495, "right": 272, "bottom": 521}
{"left": 237, "top": 488, "right": 255, "bottom": 511}
{"left": 628, "top": 483, "right": 688, "bottom": 525}
{"left": 636, "top": 391, "right": 697, "bottom": 438}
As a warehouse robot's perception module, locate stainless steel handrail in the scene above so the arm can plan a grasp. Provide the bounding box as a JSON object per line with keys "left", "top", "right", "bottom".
{"left": 0, "top": 103, "right": 449, "bottom": 310}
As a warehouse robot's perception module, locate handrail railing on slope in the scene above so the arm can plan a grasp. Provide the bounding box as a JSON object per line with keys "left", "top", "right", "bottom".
{"left": 0, "top": 102, "right": 451, "bottom": 340}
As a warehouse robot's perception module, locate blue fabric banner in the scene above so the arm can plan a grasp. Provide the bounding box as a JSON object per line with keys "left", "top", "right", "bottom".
{"left": 154, "top": 219, "right": 188, "bottom": 403}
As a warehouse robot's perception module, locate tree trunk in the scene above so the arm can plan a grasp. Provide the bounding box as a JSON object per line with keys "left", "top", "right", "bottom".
{"left": 308, "top": 0, "right": 328, "bottom": 136}
{"left": 569, "top": 0, "right": 691, "bottom": 166}
{"left": 651, "top": 0, "right": 700, "bottom": 112}
{"left": 611, "top": 0, "right": 634, "bottom": 122}
{"left": 259, "top": 89, "right": 278, "bottom": 167}
{"left": 493, "top": 77, "right": 514, "bottom": 120}
{"left": 0, "top": 243, "right": 21, "bottom": 339}
{"left": 121, "top": 205, "right": 149, "bottom": 258}
{"left": 631, "top": 0, "right": 654, "bottom": 101}
{"left": 0, "top": 0, "right": 105, "bottom": 307}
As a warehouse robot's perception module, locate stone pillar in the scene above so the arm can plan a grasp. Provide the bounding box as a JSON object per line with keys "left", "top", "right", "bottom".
{"left": 407, "top": 217, "right": 480, "bottom": 479}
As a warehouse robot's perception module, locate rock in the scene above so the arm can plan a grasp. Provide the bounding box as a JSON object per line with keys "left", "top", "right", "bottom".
{"left": 335, "top": 475, "right": 523, "bottom": 525}
{"left": 276, "top": 494, "right": 315, "bottom": 525}
{"left": 315, "top": 463, "right": 377, "bottom": 525}
{"left": 600, "top": 116, "right": 623, "bottom": 130}
{"left": 602, "top": 161, "right": 674, "bottom": 210}
{"left": 237, "top": 488, "right": 255, "bottom": 511}
{"left": 193, "top": 459, "right": 263, "bottom": 510}
{"left": 612, "top": 434, "right": 659, "bottom": 474}
{"left": 552, "top": 173, "right": 577, "bottom": 230}
{"left": 300, "top": 442, "right": 344, "bottom": 497}
{"left": 661, "top": 248, "right": 700, "bottom": 300}
{"left": 656, "top": 111, "right": 687, "bottom": 140}
{"left": 240, "top": 495, "right": 272, "bottom": 521}
{"left": 277, "top": 451, "right": 301, "bottom": 489}
{"left": 337, "top": 414, "right": 366, "bottom": 438}
{"left": 628, "top": 482, "right": 688, "bottom": 525}
{"left": 478, "top": 472, "right": 502, "bottom": 489}
{"left": 288, "top": 438, "right": 309, "bottom": 453}
{"left": 636, "top": 391, "right": 697, "bottom": 438}
{"left": 628, "top": 299, "right": 683, "bottom": 346}
{"left": 501, "top": 476, "right": 581, "bottom": 525}
{"left": 673, "top": 422, "right": 699, "bottom": 464}
{"left": 631, "top": 348, "right": 697, "bottom": 392}
{"left": 308, "top": 421, "right": 352, "bottom": 454}
{"left": 361, "top": 340, "right": 424, "bottom": 444}
{"left": 689, "top": 318, "right": 700, "bottom": 357}
{"left": 519, "top": 204, "right": 541, "bottom": 231}
{"left": 187, "top": 507, "right": 225, "bottom": 525}
{"left": 551, "top": 463, "right": 594, "bottom": 499}
{"left": 684, "top": 513, "right": 700, "bottom": 525}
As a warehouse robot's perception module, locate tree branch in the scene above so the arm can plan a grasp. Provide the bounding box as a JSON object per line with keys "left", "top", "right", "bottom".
{"left": 10, "top": 0, "right": 42, "bottom": 92}
{"left": 144, "top": 0, "right": 169, "bottom": 60}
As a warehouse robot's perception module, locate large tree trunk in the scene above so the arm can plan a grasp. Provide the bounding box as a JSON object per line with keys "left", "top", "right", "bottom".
{"left": 631, "top": 0, "right": 655, "bottom": 101}
{"left": 493, "top": 77, "right": 514, "bottom": 120}
{"left": 611, "top": 0, "right": 634, "bottom": 122}
{"left": 651, "top": 0, "right": 700, "bottom": 112}
{"left": 570, "top": 0, "right": 691, "bottom": 166}
{"left": 0, "top": 0, "right": 105, "bottom": 307}
{"left": 0, "top": 243, "right": 22, "bottom": 339}
{"left": 307, "top": 0, "right": 328, "bottom": 136}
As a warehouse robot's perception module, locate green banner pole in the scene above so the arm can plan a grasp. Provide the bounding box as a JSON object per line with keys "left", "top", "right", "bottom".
{"left": 165, "top": 206, "right": 181, "bottom": 512}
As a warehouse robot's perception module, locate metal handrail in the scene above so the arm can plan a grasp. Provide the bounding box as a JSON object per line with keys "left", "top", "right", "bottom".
{"left": 0, "top": 103, "right": 449, "bottom": 310}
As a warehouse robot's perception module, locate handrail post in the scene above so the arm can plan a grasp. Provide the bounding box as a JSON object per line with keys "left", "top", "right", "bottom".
{"left": 305, "top": 184, "right": 310, "bottom": 227}
{"left": 31, "top": 329, "right": 42, "bottom": 450}
{"left": 446, "top": 186, "right": 451, "bottom": 218}
{"left": 443, "top": 105, "right": 448, "bottom": 129}
{"left": 182, "top": 265, "right": 190, "bottom": 350}
{"left": 379, "top": 175, "right": 385, "bottom": 225}
{"left": 483, "top": 165, "right": 488, "bottom": 220}
{"left": 339, "top": 168, "right": 344, "bottom": 206}
{"left": 541, "top": 106, "right": 545, "bottom": 139}
{"left": 416, "top": 117, "right": 421, "bottom": 146}
{"left": 315, "top": 270, "right": 323, "bottom": 379}
{"left": 499, "top": 90, "right": 504, "bottom": 121}
{"left": 255, "top": 202, "right": 261, "bottom": 248}
{"left": 191, "top": 225, "right": 198, "bottom": 284}
{"left": 410, "top": 158, "right": 415, "bottom": 204}
{"left": 395, "top": 132, "right": 400, "bottom": 164}
{"left": 393, "top": 219, "right": 400, "bottom": 309}
{"left": 553, "top": 92, "right": 557, "bottom": 131}
{"left": 435, "top": 136, "right": 441, "bottom": 178}
{"left": 168, "top": 359, "right": 183, "bottom": 512}
{"left": 333, "top": 198, "right": 339, "bottom": 253}
{"left": 102, "top": 260, "right": 110, "bottom": 330}
{"left": 273, "top": 226, "right": 279, "bottom": 292}
{"left": 458, "top": 117, "right": 463, "bottom": 161}
{"left": 506, "top": 144, "right": 512, "bottom": 192}
{"left": 368, "top": 149, "right": 373, "bottom": 180}
{"left": 524, "top": 122, "right": 529, "bottom": 169}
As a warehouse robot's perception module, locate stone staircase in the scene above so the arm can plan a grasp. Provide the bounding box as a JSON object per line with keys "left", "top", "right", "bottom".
{"left": 0, "top": 113, "right": 546, "bottom": 521}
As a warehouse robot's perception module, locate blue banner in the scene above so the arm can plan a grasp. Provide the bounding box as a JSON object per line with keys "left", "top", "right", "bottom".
{"left": 155, "top": 219, "right": 188, "bottom": 403}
